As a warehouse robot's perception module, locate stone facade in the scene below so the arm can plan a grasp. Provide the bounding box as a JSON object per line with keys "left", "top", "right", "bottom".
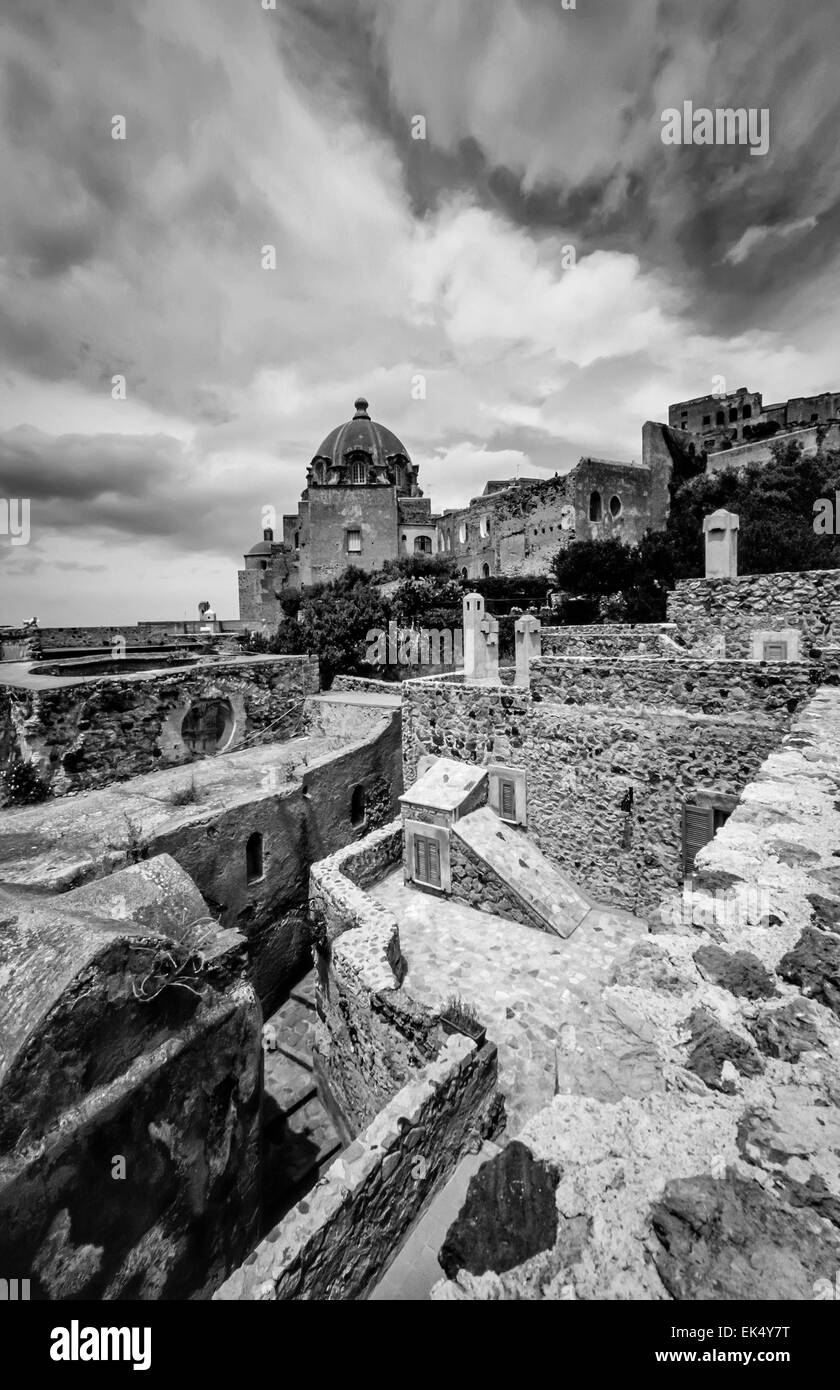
{"left": 541, "top": 623, "right": 683, "bottom": 658}
{"left": 667, "top": 568, "right": 840, "bottom": 658}
{"left": 669, "top": 384, "right": 840, "bottom": 454}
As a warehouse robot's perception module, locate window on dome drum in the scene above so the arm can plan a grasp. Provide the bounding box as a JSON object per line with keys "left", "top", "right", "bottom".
{"left": 246, "top": 832, "right": 264, "bottom": 885}
{"left": 589, "top": 491, "right": 602, "bottom": 522}
{"left": 350, "top": 785, "right": 366, "bottom": 827}
{"left": 609, "top": 495, "right": 622, "bottom": 518}
{"left": 351, "top": 460, "right": 367, "bottom": 484}
{"left": 346, "top": 529, "right": 362, "bottom": 553}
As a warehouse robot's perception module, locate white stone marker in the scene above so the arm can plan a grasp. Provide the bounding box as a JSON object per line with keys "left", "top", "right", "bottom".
{"left": 703, "top": 508, "right": 739, "bottom": 580}
{"left": 514, "top": 615, "right": 541, "bottom": 688}
{"left": 463, "top": 592, "right": 499, "bottom": 684}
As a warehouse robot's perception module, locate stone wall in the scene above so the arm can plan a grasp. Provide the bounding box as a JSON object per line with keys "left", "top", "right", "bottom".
{"left": 668, "top": 569, "right": 840, "bottom": 658}
{"left": 402, "top": 660, "right": 815, "bottom": 914}
{"left": 3, "top": 655, "right": 320, "bottom": 796}
{"left": 434, "top": 686, "right": 840, "bottom": 1301}
{"left": 214, "top": 1033, "right": 501, "bottom": 1302}
{"left": 308, "top": 823, "right": 442, "bottom": 1135}
{"left": 541, "top": 624, "right": 684, "bottom": 658}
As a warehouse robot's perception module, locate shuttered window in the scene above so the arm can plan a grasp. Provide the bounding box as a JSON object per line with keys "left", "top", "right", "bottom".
{"left": 414, "top": 835, "right": 441, "bottom": 888}
{"left": 682, "top": 804, "right": 715, "bottom": 874}
{"left": 500, "top": 780, "right": 516, "bottom": 821}
{"left": 762, "top": 640, "right": 788, "bottom": 662}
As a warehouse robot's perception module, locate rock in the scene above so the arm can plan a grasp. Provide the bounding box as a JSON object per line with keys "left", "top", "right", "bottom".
{"left": 776, "top": 926, "right": 840, "bottom": 1020}
{"left": 685, "top": 1007, "right": 764, "bottom": 1093}
{"left": 554, "top": 995, "right": 665, "bottom": 1103}
{"left": 610, "top": 940, "right": 693, "bottom": 995}
{"left": 693, "top": 943, "right": 777, "bottom": 1000}
{"left": 650, "top": 1172, "right": 840, "bottom": 1300}
{"left": 747, "top": 1000, "right": 823, "bottom": 1061}
{"left": 438, "top": 1141, "right": 560, "bottom": 1279}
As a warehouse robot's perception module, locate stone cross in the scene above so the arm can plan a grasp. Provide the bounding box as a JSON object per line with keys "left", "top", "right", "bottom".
{"left": 463, "top": 593, "right": 499, "bottom": 684}
{"left": 703, "top": 508, "right": 739, "bottom": 580}
{"left": 514, "top": 615, "right": 541, "bottom": 688}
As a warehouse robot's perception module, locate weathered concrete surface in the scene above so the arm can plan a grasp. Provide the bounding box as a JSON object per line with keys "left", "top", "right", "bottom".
{"left": 369, "top": 869, "right": 648, "bottom": 1133}
{"left": 0, "top": 861, "right": 262, "bottom": 1299}
{"left": 431, "top": 688, "right": 840, "bottom": 1300}
{"left": 452, "top": 807, "right": 591, "bottom": 937}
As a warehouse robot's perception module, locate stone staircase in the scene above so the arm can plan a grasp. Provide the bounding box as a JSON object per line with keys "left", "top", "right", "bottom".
{"left": 261, "top": 971, "right": 343, "bottom": 1231}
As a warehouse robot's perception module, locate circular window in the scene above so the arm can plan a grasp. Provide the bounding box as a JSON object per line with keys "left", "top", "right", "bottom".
{"left": 180, "top": 698, "right": 235, "bottom": 756}
{"left": 609, "top": 495, "right": 622, "bottom": 518}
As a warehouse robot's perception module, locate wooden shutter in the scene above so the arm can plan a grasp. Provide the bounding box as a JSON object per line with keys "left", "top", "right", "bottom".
{"left": 500, "top": 780, "right": 516, "bottom": 821}
{"left": 414, "top": 835, "right": 441, "bottom": 887}
{"left": 683, "top": 804, "right": 715, "bottom": 874}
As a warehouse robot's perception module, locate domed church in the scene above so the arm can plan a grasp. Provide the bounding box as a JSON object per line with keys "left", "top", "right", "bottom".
{"left": 238, "top": 397, "right": 436, "bottom": 625}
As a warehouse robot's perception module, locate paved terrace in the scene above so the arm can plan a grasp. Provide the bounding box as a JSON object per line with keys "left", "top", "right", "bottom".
{"left": 0, "top": 735, "right": 339, "bottom": 892}
{"left": 369, "top": 869, "right": 648, "bottom": 1135}
{"left": 0, "top": 653, "right": 298, "bottom": 691}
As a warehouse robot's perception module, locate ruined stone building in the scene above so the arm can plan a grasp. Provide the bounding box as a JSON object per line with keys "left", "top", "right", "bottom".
{"left": 670, "top": 384, "right": 840, "bottom": 453}
{"left": 237, "top": 398, "right": 691, "bottom": 621}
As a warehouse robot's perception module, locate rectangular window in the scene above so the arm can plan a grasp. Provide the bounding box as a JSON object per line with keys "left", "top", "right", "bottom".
{"left": 500, "top": 780, "right": 516, "bottom": 822}
{"left": 414, "top": 835, "right": 441, "bottom": 888}
{"left": 763, "top": 640, "right": 788, "bottom": 662}
{"left": 346, "top": 529, "right": 362, "bottom": 553}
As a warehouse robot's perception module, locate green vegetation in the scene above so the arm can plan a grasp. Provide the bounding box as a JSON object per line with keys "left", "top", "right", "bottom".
{"left": 1, "top": 759, "right": 51, "bottom": 806}
{"left": 553, "top": 438, "right": 840, "bottom": 621}
{"left": 441, "top": 994, "right": 484, "bottom": 1036}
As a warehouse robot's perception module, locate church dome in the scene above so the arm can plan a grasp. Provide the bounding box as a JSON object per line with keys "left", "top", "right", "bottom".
{"left": 246, "top": 541, "right": 272, "bottom": 556}
{"left": 312, "top": 397, "right": 412, "bottom": 473}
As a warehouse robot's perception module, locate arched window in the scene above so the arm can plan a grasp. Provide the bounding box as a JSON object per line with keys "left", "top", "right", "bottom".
{"left": 589, "top": 491, "right": 602, "bottom": 522}
{"left": 294, "top": 531, "right": 299, "bottom": 548}
{"left": 351, "top": 785, "right": 366, "bottom": 827}
{"left": 246, "top": 832, "right": 264, "bottom": 885}
{"left": 482, "top": 563, "right": 491, "bottom": 578}
{"left": 609, "top": 495, "right": 622, "bottom": 518}
{"left": 414, "top": 535, "right": 432, "bottom": 553}
{"left": 352, "top": 460, "right": 367, "bottom": 484}
{"left": 459, "top": 522, "right": 467, "bottom": 544}
{"left": 461, "top": 567, "right": 468, "bottom": 581}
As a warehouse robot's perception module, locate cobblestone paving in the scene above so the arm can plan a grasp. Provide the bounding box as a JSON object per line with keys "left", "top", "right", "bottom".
{"left": 369, "top": 871, "right": 648, "bottom": 1135}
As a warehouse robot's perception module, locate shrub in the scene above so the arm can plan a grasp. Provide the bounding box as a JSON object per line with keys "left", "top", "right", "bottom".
{"left": 441, "top": 995, "right": 484, "bottom": 1035}
{"left": 1, "top": 760, "right": 50, "bottom": 805}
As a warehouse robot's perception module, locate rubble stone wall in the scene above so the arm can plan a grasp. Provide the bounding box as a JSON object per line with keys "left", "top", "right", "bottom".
{"left": 3, "top": 656, "right": 320, "bottom": 795}
{"left": 668, "top": 569, "right": 840, "bottom": 657}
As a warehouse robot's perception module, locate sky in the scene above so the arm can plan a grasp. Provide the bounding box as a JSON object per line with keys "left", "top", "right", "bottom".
{"left": 1, "top": 0, "right": 839, "bottom": 625}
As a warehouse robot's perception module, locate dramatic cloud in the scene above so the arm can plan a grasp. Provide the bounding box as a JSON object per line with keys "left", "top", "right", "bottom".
{"left": 0, "top": 0, "right": 838, "bottom": 623}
